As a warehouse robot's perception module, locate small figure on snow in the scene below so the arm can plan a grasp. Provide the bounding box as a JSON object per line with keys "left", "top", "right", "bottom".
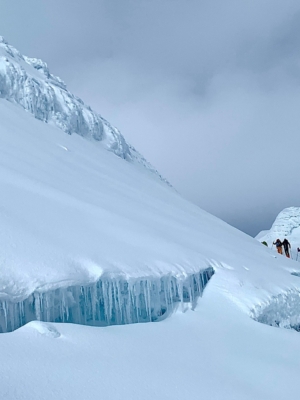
{"left": 273, "top": 239, "right": 283, "bottom": 255}
{"left": 282, "top": 238, "right": 291, "bottom": 258}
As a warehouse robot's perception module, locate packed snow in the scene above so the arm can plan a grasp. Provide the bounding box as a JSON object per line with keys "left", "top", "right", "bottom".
{"left": 1, "top": 38, "right": 300, "bottom": 400}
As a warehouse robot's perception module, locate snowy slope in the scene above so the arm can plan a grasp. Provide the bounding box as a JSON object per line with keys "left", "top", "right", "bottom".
{"left": 0, "top": 70, "right": 300, "bottom": 400}
{"left": 1, "top": 96, "right": 300, "bottom": 333}
{"left": 257, "top": 207, "right": 300, "bottom": 252}
{"left": 1, "top": 37, "right": 300, "bottom": 400}
{"left": 2, "top": 306, "right": 300, "bottom": 400}
{"left": 0, "top": 36, "right": 162, "bottom": 177}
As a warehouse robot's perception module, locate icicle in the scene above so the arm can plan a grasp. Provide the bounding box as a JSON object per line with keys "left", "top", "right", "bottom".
{"left": 4, "top": 301, "right": 8, "bottom": 332}
{"left": 0, "top": 268, "right": 214, "bottom": 333}
{"left": 34, "top": 293, "right": 41, "bottom": 321}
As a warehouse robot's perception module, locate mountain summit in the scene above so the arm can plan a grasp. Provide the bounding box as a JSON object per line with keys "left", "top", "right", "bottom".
{"left": 0, "top": 36, "right": 162, "bottom": 177}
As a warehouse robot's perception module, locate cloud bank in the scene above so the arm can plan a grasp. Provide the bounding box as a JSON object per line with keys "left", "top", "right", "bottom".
{"left": 1, "top": 0, "right": 300, "bottom": 235}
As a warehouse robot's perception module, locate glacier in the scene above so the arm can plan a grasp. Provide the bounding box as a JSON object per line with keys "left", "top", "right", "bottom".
{"left": 0, "top": 268, "right": 214, "bottom": 333}
{"left": 1, "top": 38, "right": 300, "bottom": 400}
{"left": 256, "top": 207, "right": 300, "bottom": 249}
{"left": 252, "top": 288, "right": 300, "bottom": 331}
{"left": 252, "top": 207, "right": 300, "bottom": 330}
{"left": 0, "top": 96, "right": 300, "bottom": 335}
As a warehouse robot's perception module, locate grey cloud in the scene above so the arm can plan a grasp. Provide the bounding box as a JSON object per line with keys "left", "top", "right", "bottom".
{"left": 1, "top": 0, "right": 300, "bottom": 236}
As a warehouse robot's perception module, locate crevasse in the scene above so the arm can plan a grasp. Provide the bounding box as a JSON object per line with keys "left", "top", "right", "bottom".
{"left": 0, "top": 268, "right": 214, "bottom": 333}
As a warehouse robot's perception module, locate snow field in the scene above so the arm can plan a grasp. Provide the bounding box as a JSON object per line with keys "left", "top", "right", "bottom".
{"left": 2, "top": 293, "right": 300, "bottom": 400}
{"left": 1, "top": 97, "right": 300, "bottom": 330}
{"left": 1, "top": 36, "right": 300, "bottom": 400}
{"left": 0, "top": 36, "right": 163, "bottom": 176}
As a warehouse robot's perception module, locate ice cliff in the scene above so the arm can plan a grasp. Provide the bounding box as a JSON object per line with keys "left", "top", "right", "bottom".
{"left": 0, "top": 36, "right": 162, "bottom": 178}
{"left": 0, "top": 269, "right": 214, "bottom": 333}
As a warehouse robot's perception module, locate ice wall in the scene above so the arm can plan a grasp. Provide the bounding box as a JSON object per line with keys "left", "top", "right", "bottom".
{"left": 0, "top": 268, "right": 214, "bottom": 333}
{"left": 251, "top": 284, "right": 300, "bottom": 331}
{"left": 257, "top": 207, "right": 300, "bottom": 246}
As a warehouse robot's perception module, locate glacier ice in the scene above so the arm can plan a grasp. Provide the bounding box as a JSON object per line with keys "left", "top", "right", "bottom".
{"left": 257, "top": 207, "right": 300, "bottom": 246}
{"left": 0, "top": 36, "right": 167, "bottom": 182}
{"left": 0, "top": 268, "right": 214, "bottom": 333}
{"left": 251, "top": 286, "right": 300, "bottom": 331}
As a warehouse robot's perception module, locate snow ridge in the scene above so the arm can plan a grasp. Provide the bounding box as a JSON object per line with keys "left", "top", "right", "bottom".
{"left": 256, "top": 207, "right": 300, "bottom": 246}
{"left": 269, "top": 207, "right": 300, "bottom": 237}
{"left": 0, "top": 36, "right": 165, "bottom": 180}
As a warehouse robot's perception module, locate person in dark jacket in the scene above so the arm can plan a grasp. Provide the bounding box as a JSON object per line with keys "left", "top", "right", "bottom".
{"left": 282, "top": 238, "right": 291, "bottom": 258}
{"left": 273, "top": 239, "right": 283, "bottom": 255}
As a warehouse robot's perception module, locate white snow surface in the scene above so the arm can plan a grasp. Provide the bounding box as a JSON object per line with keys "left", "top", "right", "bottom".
{"left": 0, "top": 97, "right": 300, "bottom": 311}
{"left": 0, "top": 36, "right": 162, "bottom": 178}
{"left": 0, "top": 97, "right": 299, "bottom": 310}
{"left": 1, "top": 46, "right": 300, "bottom": 398}
{"left": 257, "top": 207, "right": 300, "bottom": 251}
{"left": 2, "top": 304, "right": 300, "bottom": 400}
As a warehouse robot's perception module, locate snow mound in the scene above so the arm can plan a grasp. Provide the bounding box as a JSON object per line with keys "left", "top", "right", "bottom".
{"left": 23, "top": 321, "right": 61, "bottom": 338}
{"left": 0, "top": 36, "right": 165, "bottom": 180}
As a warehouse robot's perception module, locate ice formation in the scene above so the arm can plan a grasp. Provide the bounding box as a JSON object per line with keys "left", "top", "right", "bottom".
{"left": 0, "top": 268, "right": 214, "bottom": 333}
{"left": 251, "top": 286, "right": 300, "bottom": 331}
{"left": 256, "top": 207, "right": 300, "bottom": 246}
{"left": 0, "top": 36, "right": 165, "bottom": 180}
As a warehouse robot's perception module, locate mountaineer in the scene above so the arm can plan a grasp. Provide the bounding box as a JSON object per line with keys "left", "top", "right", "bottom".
{"left": 273, "top": 239, "right": 283, "bottom": 255}
{"left": 282, "top": 238, "right": 291, "bottom": 258}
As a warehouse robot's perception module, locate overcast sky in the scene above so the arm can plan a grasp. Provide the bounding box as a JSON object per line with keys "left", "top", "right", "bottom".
{"left": 1, "top": 0, "right": 300, "bottom": 236}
